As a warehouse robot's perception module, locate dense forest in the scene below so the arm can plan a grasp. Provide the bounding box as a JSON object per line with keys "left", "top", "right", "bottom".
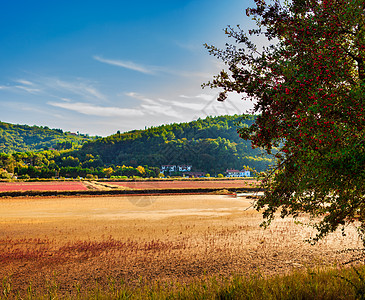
{"left": 0, "top": 121, "right": 96, "bottom": 153}
{"left": 0, "top": 115, "right": 275, "bottom": 179}
{"left": 80, "top": 115, "right": 274, "bottom": 175}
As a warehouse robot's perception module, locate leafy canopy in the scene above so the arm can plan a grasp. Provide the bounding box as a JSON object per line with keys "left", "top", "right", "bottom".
{"left": 205, "top": 0, "right": 365, "bottom": 243}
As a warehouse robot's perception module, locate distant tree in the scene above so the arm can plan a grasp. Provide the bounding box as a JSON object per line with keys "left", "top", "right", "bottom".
{"left": 61, "top": 156, "right": 80, "bottom": 168}
{"left": 205, "top": 0, "right": 365, "bottom": 244}
{"left": 0, "top": 168, "right": 11, "bottom": 179}
{"left": 53, "top": 128, "right": 63, "bottom": 134}
{"left": 103, "top": 167, "right": 114, "bottom": 177}
{"left": 136, "top": 165, "right": 146, "bottom": 176}
{"left": 86, "top": 174, "right": 94, "bottom": 180}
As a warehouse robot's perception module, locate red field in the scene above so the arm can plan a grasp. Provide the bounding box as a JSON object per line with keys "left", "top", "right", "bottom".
{"left": 109, "top": 179, "right": 259, "bottom": 190}
{"left": 0, "top": 181, "right": 88, "bottom": 192}
{"left": 0, "top": 179, "right": 258, "bottom": 193}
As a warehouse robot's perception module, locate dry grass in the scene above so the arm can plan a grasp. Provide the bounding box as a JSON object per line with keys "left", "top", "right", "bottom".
{"left": 0, "top": 194, "right": 362, "bottom": 297}
{"left": 82, "top": 180, "right": 130, "bottom": 191}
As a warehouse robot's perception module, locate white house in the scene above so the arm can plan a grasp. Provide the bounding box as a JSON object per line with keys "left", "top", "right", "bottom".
{"left": 226, "top": 168, "right": 251, "bottom": 177}
{"left": 161, "top": 165, "right": 192, "bottom": 174}
{"left": 161, "top": 165, "right": 176, "bottom": 172}
{"left": 178, "top": 165, "right": 192, "bottom": 172}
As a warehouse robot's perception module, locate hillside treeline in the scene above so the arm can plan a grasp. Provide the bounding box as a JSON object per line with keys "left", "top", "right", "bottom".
{"left": 80, "top": 115, "right": 274, "bottom": 174}
{"left": 0, "top": 122, "right": 95, "bottom": 153}
{"left": 0, "top": 115, "right": 275, "bottom": 179}
{"left": 0, "top": 151, "right": 159, "bottom": 179}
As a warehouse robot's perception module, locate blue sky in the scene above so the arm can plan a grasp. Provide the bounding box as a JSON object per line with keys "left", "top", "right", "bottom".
{"left": 0, "top": 0, "right": 256, "bottom": 136}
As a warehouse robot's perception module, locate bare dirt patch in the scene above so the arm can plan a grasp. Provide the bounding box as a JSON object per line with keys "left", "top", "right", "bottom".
{"left": 0, "top": 194, "right": 361, "bottom": 296}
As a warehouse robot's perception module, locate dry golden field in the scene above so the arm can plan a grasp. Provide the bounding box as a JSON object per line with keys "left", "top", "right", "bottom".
{"left": 0, "top": 194, "right": 362, "bottom": 296}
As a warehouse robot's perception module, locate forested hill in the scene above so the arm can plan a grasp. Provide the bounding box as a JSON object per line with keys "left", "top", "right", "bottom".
{"left": 80, "top": 115, "right": 274, "bottom": 173}
{"left": 0, "top": 121, "right": 94, "bottom": 153}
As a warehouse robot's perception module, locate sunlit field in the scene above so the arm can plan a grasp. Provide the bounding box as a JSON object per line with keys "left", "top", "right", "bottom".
{"left": 0, "top": 194, "right": 362, "bottom": 298}
{"left": 0, "top": 181, "right": 88, "bottom": 192}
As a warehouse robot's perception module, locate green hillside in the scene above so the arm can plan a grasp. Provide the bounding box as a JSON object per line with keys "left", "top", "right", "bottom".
{"left": 79, "top": 115, "right": 274, "bottom": 174}
{"left": 0, "top": 122, "right": 94, "bottom": 153}
{"left": 0, "top": 115, "right": 274, "bottom": 179}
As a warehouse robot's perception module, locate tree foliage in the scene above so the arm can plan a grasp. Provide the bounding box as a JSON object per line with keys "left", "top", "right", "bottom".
{"left": 0, "top": 121, "right": 93, "bottom": 153}
{"left": 205, "top": 0, "right": 365, "bottom": 243}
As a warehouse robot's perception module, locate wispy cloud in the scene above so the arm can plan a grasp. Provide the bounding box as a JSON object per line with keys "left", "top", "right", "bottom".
{"left": 93, "top": 55, "right": 154, "bottom": 74}
{"left": 1, "top": 77, "right": 107, "bottom": 102}
{"left": 125, "top": 92, "right": 157, "bottom": 105}
{"left": 0, "top": 79, "right": 41, "bottom": 94}
{"left": 15, "top": 79, "right": 34, "bottom": 86}
{"left": 179, "top": 93, "right": 216, "bottom": 102}
{"left": 48, "top": 101, "right": 144, "bottom": 117}
{"left": 94, "top": 55, "right": 210, "bottom": 78}
{"left": 158, "top": 98, "right": 206, "bottom": 111}
{"left": 0, "top": 100, "right": 56, "bottom": 116}
{"left": 47, "top": 78, "right": 107, "bottom": 102}
{"left": 2, "top": 72, "right": 246, "bottom": 133}
{"left": 126, "top": 92, "right": 208, "bottom": 116}
{"left": 14, "top": 85, "right": 41, "bottom": 94}
{"left": 126, "top": 92, "right": 182, "bottom": 118}
{"left": 178, "top": 92, "right": 251, "bottom": 118}
{"left": 48, "top": 92, "right": 184, "bottom": 119}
